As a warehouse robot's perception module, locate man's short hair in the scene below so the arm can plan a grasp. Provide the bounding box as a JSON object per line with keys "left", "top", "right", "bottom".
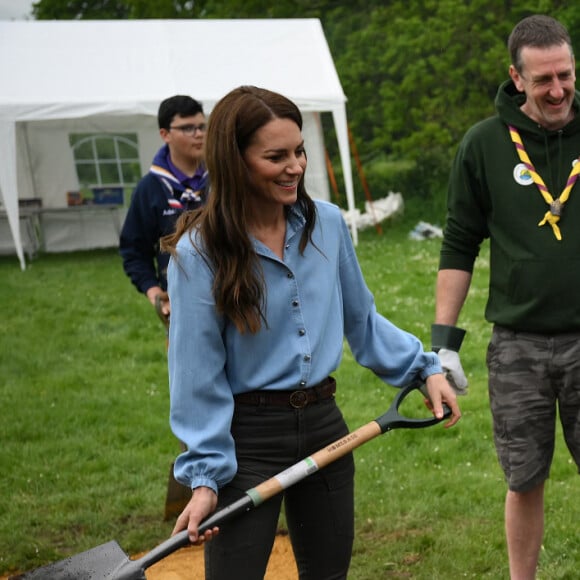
{"left": 508, "top": 14, "right": 573, "bottom": 72}
{"left": 158, "top": 95, "right": 204, "bottom": 130}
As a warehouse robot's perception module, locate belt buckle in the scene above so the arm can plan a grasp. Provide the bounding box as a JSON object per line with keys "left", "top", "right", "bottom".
{"left": 289, "top": 390, "right": 308, "bottom": 409}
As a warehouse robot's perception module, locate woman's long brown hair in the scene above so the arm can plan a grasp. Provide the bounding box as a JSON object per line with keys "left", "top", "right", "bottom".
{"left": 161, "top": 86, "right": 317, "bottom": 334}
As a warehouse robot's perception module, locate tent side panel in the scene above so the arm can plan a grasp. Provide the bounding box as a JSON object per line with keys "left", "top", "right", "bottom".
{"left": 302, "top": 112, "right": 329, "bottom": 202}
{"left": 27, "top": 121, "right": 79, "bottom": 208}
{"left": 40, "top": 207, "right": 127, "bottom": 253}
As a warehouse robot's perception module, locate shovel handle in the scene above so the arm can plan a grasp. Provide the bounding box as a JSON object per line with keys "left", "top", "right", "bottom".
{"left": 374, "top": 381, "right": 452, "bottom": 433}
{"left": 121, "top": 383, "right": 449, "bottom": 577}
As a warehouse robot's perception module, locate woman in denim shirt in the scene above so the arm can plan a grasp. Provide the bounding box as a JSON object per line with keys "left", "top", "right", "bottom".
{"left": 162, "top": 85, "right": 461, "bottom": 580}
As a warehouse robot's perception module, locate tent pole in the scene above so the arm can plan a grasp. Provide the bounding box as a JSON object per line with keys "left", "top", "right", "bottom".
{"left": 324, "top": 149, "right": 341, "bottom": 204}
{"left": 347, "top": 125, "right": 382, "bottom": 235}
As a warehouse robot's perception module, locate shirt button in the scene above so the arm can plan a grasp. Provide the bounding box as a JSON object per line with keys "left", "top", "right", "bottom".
{"left": 299, "top": 329, "right": 305, "bottom": 336}
{"left": 299, "top": 381, "right": 306, "bottom": 387}
{"left": 304, "top": 355, "right": 311, "bottom": 362}
{"left": 292, "top": 300, "right": 299, "bottom": 307}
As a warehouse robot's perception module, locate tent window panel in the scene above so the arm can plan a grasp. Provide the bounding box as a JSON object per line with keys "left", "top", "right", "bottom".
{"left": 96, "top": 138, "right": 118, "bottom": 160}
{"left": 99, "top": 162, "right": 121, "bottom": 184}
{"left": 117, "top": 140, "right": 139, "bottom": 158}
{"left": 72, "top": 140, "right": 96, "bottom": 161}
{"left": 76, "top": 164, "right": 98, "bottom": 185}
{"left": 70, "top": 133, "right": 141, "bottom": 201}
{"left": 121, "top": 162, "right": 142, "bottom": 184}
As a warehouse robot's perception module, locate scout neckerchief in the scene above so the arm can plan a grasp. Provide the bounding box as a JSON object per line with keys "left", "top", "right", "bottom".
{"left": 150, "top": 164, "right": 207, "bottom": 209}
{"left": 508, "top": 124, "right": 580, "bottom": 240}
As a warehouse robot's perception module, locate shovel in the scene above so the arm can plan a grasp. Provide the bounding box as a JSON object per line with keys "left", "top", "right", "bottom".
{"left": 17, "top": 382, "right": 451, "bottom": 580}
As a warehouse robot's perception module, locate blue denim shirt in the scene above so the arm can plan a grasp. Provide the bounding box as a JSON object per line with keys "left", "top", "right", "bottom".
{"left": 167, "top": 200, "right": 441, "bottom": 492}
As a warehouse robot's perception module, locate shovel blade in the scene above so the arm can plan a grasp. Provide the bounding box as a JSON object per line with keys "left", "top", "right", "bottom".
{"left": 16, "top": 540, "right": 141, "bottom": 580}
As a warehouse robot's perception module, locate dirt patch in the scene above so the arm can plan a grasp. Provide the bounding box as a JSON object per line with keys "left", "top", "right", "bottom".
{"left": 143, "top": 533, "right": 296, "bottom": 579}
{"left": 1, "top": 534, "right": 297, "bottom": 580}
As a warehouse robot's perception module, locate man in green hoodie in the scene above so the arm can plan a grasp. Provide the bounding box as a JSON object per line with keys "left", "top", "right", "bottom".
{"left": 434, "top": 14, "right": 580, "bottom": 580}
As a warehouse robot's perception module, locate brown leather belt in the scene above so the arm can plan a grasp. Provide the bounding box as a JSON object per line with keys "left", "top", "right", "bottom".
{"left": 234, "top": 377, "right": 336, "bottom": 409}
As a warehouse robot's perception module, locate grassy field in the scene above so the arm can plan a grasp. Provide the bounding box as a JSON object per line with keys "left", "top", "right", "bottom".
{"left": 1, "top": 207, "right": 579, "bottom": 579}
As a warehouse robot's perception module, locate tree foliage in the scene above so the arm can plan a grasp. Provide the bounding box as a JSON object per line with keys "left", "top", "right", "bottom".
{"left": 32, "top": 0, "right": 130, "bottom": 19}
{"left": 31, "top": 0, "right": 580, "bottom": 198}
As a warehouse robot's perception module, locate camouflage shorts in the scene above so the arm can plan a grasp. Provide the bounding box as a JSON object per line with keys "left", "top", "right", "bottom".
{"left": 487, "top": 325, "right": 580, "bottom": 492}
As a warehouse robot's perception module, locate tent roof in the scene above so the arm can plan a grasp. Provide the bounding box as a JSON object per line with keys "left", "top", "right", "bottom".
{"left": 0, "top": 19, "right": 357, "bottom": 271}
{"left": 0, "top": 18, "right": 346, "bottom": 121}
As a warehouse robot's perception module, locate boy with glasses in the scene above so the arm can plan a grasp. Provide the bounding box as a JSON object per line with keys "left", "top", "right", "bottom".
{"left": 120, "top": 95, "right": 209, "bottom": 320}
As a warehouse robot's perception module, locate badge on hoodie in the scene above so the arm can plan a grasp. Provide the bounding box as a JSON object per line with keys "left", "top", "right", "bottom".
{"left": 513, "top": 163, "right": 533, "bottom": 186}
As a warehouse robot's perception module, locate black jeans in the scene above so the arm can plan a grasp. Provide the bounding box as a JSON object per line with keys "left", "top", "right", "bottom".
{"left": 205, "top": 395, "right": 355, "bottom": 580}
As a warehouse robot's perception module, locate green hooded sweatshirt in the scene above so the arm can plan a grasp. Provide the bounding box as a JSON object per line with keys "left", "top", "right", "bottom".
{"left": 440, "top": 79, "right": 580, "bottom": 333}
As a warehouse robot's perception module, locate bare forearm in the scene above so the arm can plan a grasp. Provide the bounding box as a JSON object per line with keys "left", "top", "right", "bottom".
{"left": 435, "top": 269, "right": 472, "bottom": 326}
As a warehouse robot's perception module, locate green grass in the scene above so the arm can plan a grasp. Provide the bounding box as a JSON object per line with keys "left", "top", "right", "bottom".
{"left": 1, "top": 207, "right": 579, "bottom": 578}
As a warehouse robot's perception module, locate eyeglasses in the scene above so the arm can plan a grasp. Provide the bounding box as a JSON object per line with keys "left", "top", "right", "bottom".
{"left": 169, "top": 123, "right": 207, "bottom": 136}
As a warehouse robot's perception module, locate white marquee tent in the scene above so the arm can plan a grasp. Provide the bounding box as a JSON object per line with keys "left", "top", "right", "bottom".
{"left": 0, "top": 18, "right": 356, "bottom": 269}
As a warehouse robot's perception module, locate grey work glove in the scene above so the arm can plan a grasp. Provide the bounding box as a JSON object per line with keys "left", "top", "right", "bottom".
{"left": 432, "top": 324, "right": 468, "bottom": 396}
